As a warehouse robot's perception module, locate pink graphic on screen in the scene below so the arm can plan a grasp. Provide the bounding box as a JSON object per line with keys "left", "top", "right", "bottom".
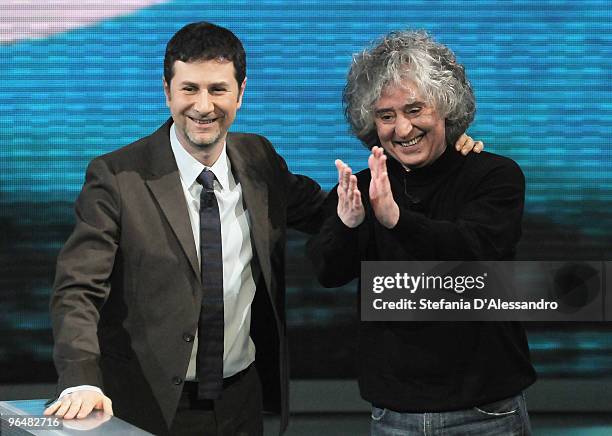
{"left": 1, "top": 0, "right": 168, "bottom": 43}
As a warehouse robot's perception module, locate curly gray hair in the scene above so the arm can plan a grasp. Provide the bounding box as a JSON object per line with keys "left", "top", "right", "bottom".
{"left": 343, "top": 30, "right": 475, "bottom": 148}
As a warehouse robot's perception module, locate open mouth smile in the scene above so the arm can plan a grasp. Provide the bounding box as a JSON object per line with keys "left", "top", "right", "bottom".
{"left": 189, "top": 116, "right": 219, "bottom": 125}
{"left": 394, "top": 134, "right": 424, "bottom": 148}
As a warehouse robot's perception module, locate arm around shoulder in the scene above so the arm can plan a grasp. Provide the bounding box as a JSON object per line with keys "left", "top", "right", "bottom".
{"left": 258, "top": 134, "right": 327, "bottom": 234}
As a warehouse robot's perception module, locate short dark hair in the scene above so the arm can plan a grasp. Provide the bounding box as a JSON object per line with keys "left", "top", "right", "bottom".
{"left": 164, "top": 22, "right": 246, "bottom": 87}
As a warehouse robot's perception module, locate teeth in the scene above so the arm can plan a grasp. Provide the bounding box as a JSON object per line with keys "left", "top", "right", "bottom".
{"left": 191, "top": 118, "right": 214, "bottom": 124}
{"left": 397, "top": 135, "right": 423, "bottom": 147}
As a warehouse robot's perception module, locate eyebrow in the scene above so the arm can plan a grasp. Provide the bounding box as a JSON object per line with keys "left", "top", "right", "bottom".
{"left": 177, "top": 81, "right": 197, "bottom": 88}
{"left": 375, "top": 101, "right": 424, "bottom": 113}
{"left": 178, "top": 80, "right": 231, "bottom": 88}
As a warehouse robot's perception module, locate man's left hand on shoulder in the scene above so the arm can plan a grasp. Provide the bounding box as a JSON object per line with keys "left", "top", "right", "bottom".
{"left": 455, "top": 133, "right": 484, "bottom": 155}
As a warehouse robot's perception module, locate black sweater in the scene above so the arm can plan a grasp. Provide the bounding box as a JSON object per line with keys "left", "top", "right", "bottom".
{"left": 307, "top": 147, "right": 536, "bottom": 412}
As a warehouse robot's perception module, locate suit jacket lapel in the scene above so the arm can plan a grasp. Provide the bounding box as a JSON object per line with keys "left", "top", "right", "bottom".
{"left": 144, "top": 120, "right": 200, "bottom": 280}
{"left": 226, "top": 134, "right": 272, "bottom": 291}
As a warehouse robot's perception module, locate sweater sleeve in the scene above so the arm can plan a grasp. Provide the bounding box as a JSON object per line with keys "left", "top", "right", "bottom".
{"left": 388, "top": 159, "right": 525, "bottom": 260}
{"left": 306, "top": 184, "right": 364, "bottom": 287}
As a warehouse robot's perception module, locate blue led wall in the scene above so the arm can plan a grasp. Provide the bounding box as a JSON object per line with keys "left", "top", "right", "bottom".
{"left": 1, "top": 1, "right": 611, "bottom": 381}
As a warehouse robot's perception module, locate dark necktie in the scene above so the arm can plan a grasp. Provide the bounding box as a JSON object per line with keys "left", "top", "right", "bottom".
{"left": 196, "top": 169, "right": 224, "bottom": 399}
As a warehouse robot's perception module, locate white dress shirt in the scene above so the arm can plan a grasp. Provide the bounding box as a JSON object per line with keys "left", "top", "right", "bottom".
{"left": 58, "top": 124, "right": 257, "bottom": 399}
{"left": 169, "top": 124, "right": 257, "bottom": 380}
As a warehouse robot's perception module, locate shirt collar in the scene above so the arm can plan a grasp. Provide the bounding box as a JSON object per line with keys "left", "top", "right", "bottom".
{"left": 169, "top": 123, "right": 230, "bottom": 190}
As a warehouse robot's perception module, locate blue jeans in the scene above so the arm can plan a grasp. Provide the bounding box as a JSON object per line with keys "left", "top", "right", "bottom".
{"left": 370, "top": 393, "right": 531, "bottom": 435}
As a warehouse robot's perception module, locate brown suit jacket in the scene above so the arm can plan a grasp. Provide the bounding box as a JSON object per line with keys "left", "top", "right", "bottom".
{"left": 50, "top": 119, "right": 325, "bottom": 434}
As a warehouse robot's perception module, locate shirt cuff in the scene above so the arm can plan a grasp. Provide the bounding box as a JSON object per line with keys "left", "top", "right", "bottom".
{"left": 57, "top": 385, "right": 103, "bottom": 400}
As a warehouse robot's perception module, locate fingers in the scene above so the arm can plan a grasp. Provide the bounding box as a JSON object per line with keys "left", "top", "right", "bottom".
{"left": 63, "top": 397, "right": 84, "bottom": 420}
{"left": 43, "top": 391, "right": 112, "bottom": 420}
{"left": 455, "top": 133, "right": 469, "bottom": 151}
{"left": 335, "top": 158, "right": 365, "bottom": 228}
{"left": 368, "top": 147, "right": 399, "bottom": 228}
{"left": 461, "top": 134, "right": 473, "bottom": 155}
{"left": 335, "top": 159, "right": 352, "bottom": 193}
{"left": 369, "top": 147, "right": 390, "bottom": 197}
{"left": 336, "top": 160, "right": 362, "bottom": 215}
{"left": 351, "top": 185, "right": 362, "bottom": 210}
{"left": 100, "top": 396, "right": 114, "bottom": 416}
{"left": 368, "top": 146, "right": 386, "bottom": 178}
{"left": 336, "top": 159, "right": 361, "bottom": 205}
{"left": 43, "top": 400, "right": 61, "bottom": 416}
{"left": 335, "top": 159, "right": 346, "bottom": 186}
{"left": 76, "top": 396, "right": 97, "bottom": 419}
{"left": 368, "top": 153, "right": 375, "bottom": 176}
{"left": 348, "top": 174, "right": 360, "bottom": 208}
{"left": 378, "top": 152, "right": 387, "bottom": 177}
{"left": 456, "top": 134, "right": 484, "bottom": 155}
{"left": 52, "top": 397, "right": 73, "bottom": 418}
{"left": 343, "top": 172, "right": 360, "bottom": 206}
{"left": 461, "top": 138, "right": 484, "bottom": 155}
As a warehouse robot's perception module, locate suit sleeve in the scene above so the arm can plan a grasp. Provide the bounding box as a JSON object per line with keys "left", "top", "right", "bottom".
{"left": 388, "top": 159, "right": 525, "bottom": 260}
{"left": 50, "top": 157, "right": 120, "bottom": 393}
{"left": 264, "top": 138, "right": 327, "bottom": 234}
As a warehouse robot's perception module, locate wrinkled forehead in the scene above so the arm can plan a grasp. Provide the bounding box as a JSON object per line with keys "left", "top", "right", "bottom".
{"left": 377, "top": 78, "right": 427, "bottom": 107}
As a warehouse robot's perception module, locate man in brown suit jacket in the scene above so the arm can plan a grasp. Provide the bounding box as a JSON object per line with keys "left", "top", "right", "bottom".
{"left": 44, "top": 22, "right": 325, "bottom": 435}
{"left": 44, "top": 21, "right": 482, "bottom": 436}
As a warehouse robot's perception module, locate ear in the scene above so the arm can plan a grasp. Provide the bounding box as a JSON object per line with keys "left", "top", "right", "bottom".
{"left": 236, "top": 77, "right": 247, "bottom": 109}
{"left": 163, "top": 77, "right": 171, "bottom": 107}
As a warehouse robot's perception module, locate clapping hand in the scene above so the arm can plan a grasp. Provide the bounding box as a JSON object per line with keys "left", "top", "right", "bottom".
{"left": 335, "top": 159, "right": 365, "bottom": 228}
{"left": 368, "top": 146, "right": 399, "bottom": 228}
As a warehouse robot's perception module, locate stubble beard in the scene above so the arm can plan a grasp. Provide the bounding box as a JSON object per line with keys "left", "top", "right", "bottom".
{"left": 182, "top": 125, "right": 223, "bottom": 151}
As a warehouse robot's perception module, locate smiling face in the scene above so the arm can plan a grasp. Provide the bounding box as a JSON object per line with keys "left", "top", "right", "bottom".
{"left": 374, "top": 79, "right": 446, "bottom": 170}
{"left": 163, "top": 59, "right": 245, "bottom": 163}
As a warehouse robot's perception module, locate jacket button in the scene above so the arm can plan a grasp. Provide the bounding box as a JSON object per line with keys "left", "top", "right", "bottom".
{"left": 172, "top": 376, "right": 183, "bottom": 385}
{"left": 183, "top": 333, "right": 194, "bottom": 342}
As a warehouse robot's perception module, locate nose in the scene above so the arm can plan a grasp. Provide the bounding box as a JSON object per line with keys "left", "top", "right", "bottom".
{"left": 395, "top": 115, "right": 413, "bottom": 139}
{"left": 193, "top": 91, "right": 214, "bottom": 114}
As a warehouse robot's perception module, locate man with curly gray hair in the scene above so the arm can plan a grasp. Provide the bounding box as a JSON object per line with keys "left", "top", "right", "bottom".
{"left": 344, "top": 30, "right": 476, "bottom": 156}
{"left": 308, "top": 30, "right": 535, "bottom": 435}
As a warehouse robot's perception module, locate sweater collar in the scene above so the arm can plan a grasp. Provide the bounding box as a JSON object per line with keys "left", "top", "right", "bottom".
{"left": 387, "top": 145, "right": 464, "bottom": 186}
